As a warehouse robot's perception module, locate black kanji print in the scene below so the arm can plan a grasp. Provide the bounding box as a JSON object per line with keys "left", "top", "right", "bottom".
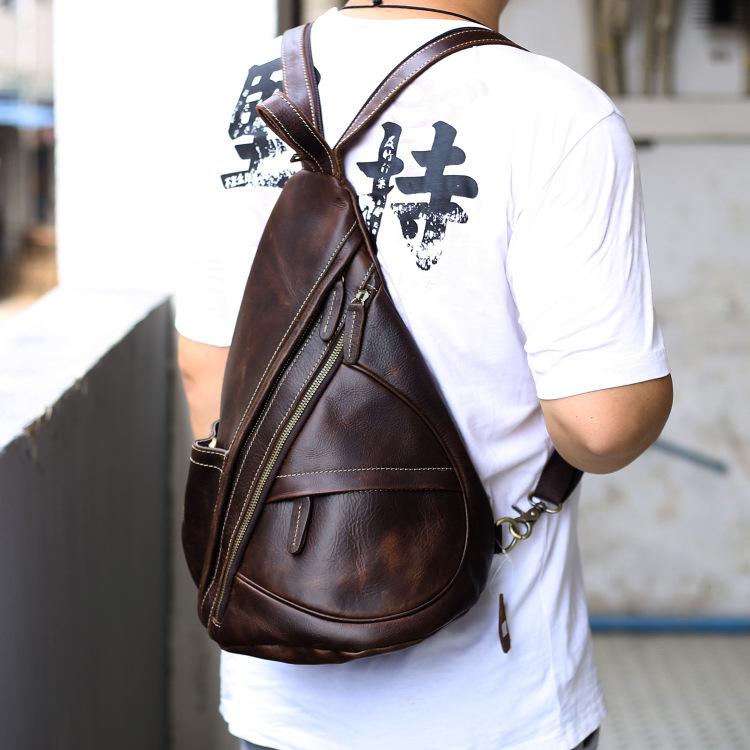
{"left": 392, "top": 121, "right": 478, "bottom": 271}
{"left": 357, "top": 123, "right": 404, "bottom": 241}
{"left": 221, "top": 57, "right": 293, "bottom": 190}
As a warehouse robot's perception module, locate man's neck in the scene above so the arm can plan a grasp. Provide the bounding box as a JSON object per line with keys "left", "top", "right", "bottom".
{"left": 339, "top": 1, "right": 505, "bottom": 32}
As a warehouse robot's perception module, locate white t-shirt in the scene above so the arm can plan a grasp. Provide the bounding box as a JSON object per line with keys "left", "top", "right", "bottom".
{"left": 174, "top": 8, "right": 670, "bottom": 750}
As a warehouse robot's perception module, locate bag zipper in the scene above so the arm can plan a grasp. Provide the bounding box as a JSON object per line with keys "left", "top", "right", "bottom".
{"left": 211, "top": 332, "right": 346, "bottom": 625}
{"left": 200, "top": 319, "right": 321, "bottom": 616}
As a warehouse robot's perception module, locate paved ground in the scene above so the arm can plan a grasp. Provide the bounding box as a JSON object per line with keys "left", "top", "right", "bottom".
{"left": 593, "top": 634, "right": 750, "bottom": 749}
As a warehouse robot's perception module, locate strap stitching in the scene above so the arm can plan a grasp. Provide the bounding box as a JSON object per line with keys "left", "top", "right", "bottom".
{"left": 223, "top": 337, "right": 334, "bottom": 577}
{"left": 299, "top": 28, "right": 319, "bottom": 131}
{"left": 322, "top": 286, "right": 338, "bottom": 337}
{"left": 261, "top": 105, "right": 324, "bottom": 172}
{"left": 204, "top": 223, "right": 356, "bottom": 613}
{"left": 347, "top": 306, "right": 357, "bottom": 361}
{"left": 201, "top": 322, "right": 320, "bottom": 613}
{"left": 344, "top": 29, "right": 483, "bottom": 134}
{"left": 277, "top": 92, "right": 335, "bottom": 174}
{"left": 223, "top": 221, "right": 355, "bottom": 459}
{"left": 340, "top": 32, "right": 513, "bottom": 147}
{"left": 189, "top": 457, "right": 222, "bottom": 471}
{"left": 280, "top": 32, "right": 291, "bottom": 103}
{"left": 277, "top": 467, "right": 453, "bottom": 478}
{"left": 291, "top": 500, "right": 304, "bottom": 550}
{"left": 207, "top": 340, "right": 331, "bottom": 619}
{"left": 214, "top": 313, "right": 347, "bottom": 617}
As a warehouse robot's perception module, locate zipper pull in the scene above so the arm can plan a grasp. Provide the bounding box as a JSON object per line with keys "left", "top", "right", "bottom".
{"left": 343, "top": 288, "right": 371, "bottom": 365}
{"left": 287, "top": 496, "right": 312, "bottom": 555}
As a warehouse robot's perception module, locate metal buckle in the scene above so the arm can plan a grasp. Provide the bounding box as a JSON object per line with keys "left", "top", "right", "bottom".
{"left": 494, "top": 494, "right": 563, "bottom": 554}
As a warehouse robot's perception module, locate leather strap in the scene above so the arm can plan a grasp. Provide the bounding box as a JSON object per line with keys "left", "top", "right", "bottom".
{"left": 257, "top": 91, "right": 338, "bottom": 176}
{"left": 533, "top": 450, "right": 583, "bottom": 507}
{"left": 493, "top": 451, "right": 583, "bottom": 554}
{"left": 280, "top": 23, "right": 324, "bottom": 136}
{"left": 257, "top": 24, "right": 524, "bottom": 175}
{"left": 334, "top": 26, "right": 524, "bottom": 152}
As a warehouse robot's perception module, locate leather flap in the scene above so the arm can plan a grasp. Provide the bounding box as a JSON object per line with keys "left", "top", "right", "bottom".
{"left": 266, "top": 465, "right": 459, "bottom": 503}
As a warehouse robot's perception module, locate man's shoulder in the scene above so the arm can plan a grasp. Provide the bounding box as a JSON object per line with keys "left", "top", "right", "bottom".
{"left": 475, "top": 42, "right": 617, "bottom": 124}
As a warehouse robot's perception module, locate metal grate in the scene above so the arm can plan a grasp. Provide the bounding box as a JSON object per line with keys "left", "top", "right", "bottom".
{"left": 593, "top": 635, "right": 750, "bottom": 749}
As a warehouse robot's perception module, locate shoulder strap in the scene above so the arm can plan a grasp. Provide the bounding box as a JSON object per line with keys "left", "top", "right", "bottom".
{"left": 280, "top": 23, "right": 324, "bottom": 136}
{"left": 335, "top": 26, "right": 524, "bottom": 152}
{"left": 256, "top": 24, "right": 524, "bottom": 175}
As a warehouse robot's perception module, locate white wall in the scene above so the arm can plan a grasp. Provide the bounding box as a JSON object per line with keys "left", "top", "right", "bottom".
{"left": 501, "top": 0, "right": 593, "bottom": 78}
{"left": 502, "top": 0, "right": 750, "bottom": 616}
{"left": 53, "top": 0, "right": 277, "bottom": 294}
{"left": 580, "top": 142, "right": 750, "bottom": 615}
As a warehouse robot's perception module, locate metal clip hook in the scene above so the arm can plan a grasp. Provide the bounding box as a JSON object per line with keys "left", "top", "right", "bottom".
{"left": 494, "top": 495, "right": 562, "bottom": 554}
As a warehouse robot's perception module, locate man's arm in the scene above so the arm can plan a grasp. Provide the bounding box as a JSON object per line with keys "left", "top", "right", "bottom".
{"left": 178, "top": 332, "right": 672, "bottom": 473}
{"left": 177, "top": 335, "right": 229, "bottom": 440}
{"left": 540, "top": 373, "right": 673, "bottom": 474}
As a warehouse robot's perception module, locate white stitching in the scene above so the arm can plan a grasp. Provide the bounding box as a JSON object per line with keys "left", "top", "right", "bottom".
{"left": 322, "top": 287, "right": 338, "bottom": 337}
{"left": 201, "top": 322, "right": 320, "bottom": 612}
{"left": 279, "top": 92, "right": 331, "bottom": 168}
{"left": 344, "top": 31, "right": 488, "bottom": 134}
{"left": 217, "top": 343, "right": 331, "bottom": 588}
{"left": 347, "top": 307, "right": 357, "bottom": 362}
{"left": 359, "top": 262, "right": 375, "bottom": 290}
{"left": 278, "top": 93, "right": 334, "bottom": 174}
{"left": 299, "top": 30, "right": 318, "bottom": 131}
{"left": 291, "top": 500, "right": 304, "bottom": 550}
{"left": 340, "top": 33, "right": 505, "bottom": 148}
{"left": 277, "top": 467, "right": 453, "bottom": 478}
{"left": 190, "top": 458, "right": 222, "bottom": 471}
{"left": 281, "top": 35, "right": 289, "bottom": 96}
{"left": 205, "top": 332, "right": 337, "bottom": 616}
{"left": 220, "top": 324, "right": 318, "bottom": 533}
{"left": 223, "top": 221, "right": 356, "bottom": 460}
{"left": 262, "top": 106, "right": 324, "bottom": 172}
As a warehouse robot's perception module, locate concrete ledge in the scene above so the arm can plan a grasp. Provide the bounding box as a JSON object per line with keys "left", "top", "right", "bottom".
{"left": 0, "top": 287, "right": 172, "bottom": 749}
{"left": 0, "top": 286, "right": 169, "bottom": 450}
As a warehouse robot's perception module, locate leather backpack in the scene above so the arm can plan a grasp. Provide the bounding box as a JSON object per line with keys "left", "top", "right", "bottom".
{"left": 181, "top": 23, "right": 582, "bottom": 664}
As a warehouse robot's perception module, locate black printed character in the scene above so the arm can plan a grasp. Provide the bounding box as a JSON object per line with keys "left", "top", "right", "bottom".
{"left": 221, "top": 58, "right": 295, "bottom": 190}
{"left": 357, "top": 123, "right": 405, "bottom": 241}
{"left": 392, "top": 121, "right": 478, "bottom": 270}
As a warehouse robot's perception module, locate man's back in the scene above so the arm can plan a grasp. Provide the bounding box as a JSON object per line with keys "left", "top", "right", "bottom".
{"left": 175, "top": 7, "right": 670, "bottom": 749}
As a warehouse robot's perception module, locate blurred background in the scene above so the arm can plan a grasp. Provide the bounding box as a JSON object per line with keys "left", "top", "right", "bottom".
{"left": 0, "top": 1, "right": 747, "bottom": 748}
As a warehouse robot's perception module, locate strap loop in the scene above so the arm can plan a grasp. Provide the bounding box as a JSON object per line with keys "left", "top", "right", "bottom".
{"left": 494, "top": 451, "right": 582, "bottom": 554}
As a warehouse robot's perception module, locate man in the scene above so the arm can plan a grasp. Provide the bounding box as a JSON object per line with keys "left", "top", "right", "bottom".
{"left": 175, "top": 2, "right": 673, "bottom": 748}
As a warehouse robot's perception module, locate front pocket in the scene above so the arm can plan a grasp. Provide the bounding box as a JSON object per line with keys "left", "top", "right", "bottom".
{"left": 237, "top": 481, "right": 466, "bottom": 621}
{"left": 182, "top": 421, "right": 226, "bottom": 587}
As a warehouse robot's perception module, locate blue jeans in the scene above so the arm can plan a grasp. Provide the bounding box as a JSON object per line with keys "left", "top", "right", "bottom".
{"left": 239, "top": 729, "right": 600, "bottom": 750}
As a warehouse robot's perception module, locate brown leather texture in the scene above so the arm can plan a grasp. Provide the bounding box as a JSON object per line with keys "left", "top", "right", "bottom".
{"left": 181, "top": 23, "right": 580, "bottom": 664}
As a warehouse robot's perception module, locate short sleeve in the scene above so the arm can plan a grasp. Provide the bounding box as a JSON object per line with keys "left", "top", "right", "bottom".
{"left": 173, "top": 187, "right": 281, "bottom": 347}
{"left": 174, "top": 35, "right": 294, "bottom": 347}
{"left": 506, "top": 112, "right": 670, "bottom": 400}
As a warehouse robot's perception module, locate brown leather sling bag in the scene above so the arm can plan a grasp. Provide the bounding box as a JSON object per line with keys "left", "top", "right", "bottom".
{"left": 181, "top": 23, "right": 583, "bottom": 664}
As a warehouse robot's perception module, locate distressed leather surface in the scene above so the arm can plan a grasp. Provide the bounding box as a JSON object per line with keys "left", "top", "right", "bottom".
{"left": 181, "top": 24, "right": 580, "bottom": 664}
